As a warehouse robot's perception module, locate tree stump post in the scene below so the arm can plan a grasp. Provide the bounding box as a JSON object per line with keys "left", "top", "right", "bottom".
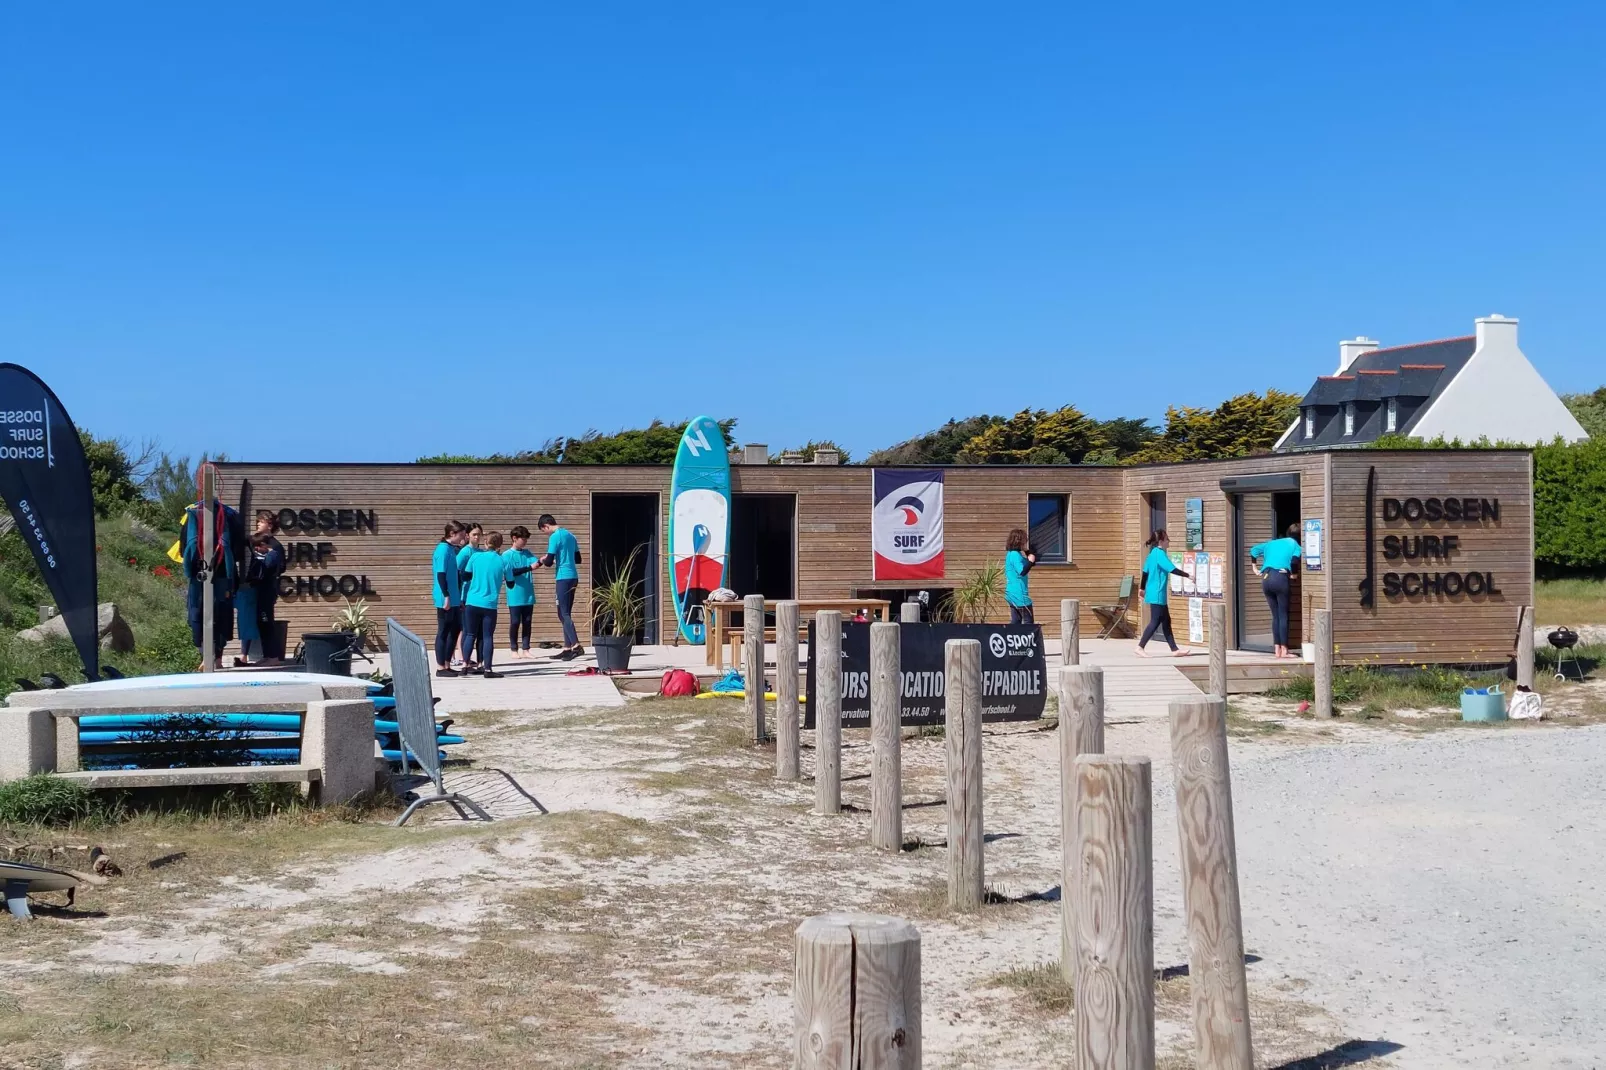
{"left": 794, "top": 912, "right": 921, "bottom": 1069}
{"left": 1059, "top": 664, "right": 1106, "bottom": 979}
{"left": 900, "top": 601, "right": 922, "bottom": 624}
{"left": 870, "top": 621, "right": 902, "bottom": 851}
{"left": 776, "top": 600, "right": 801, "bottom": 780}
{"left": 1061, "top": 598, "right": 1080, "bottom": 665}
{"left": 944, "top": 638, "right": 984, "bottom": 912}
{"left": 1168, "top": 695, "right": 1253, "bottom": 1070}
{"left": 1517, "top": 605, "right": 1535, "bottom": 690}
{"left": 1313, "top": 609, "right": 1333, "bottom": 719}
{"left": 744, "top": 594, "right": 768, "bottom": 743}
{"left": 815, "top": 609, "right": 843, "bottom": 815}
{"left": 1071, "top": 755, "right": 1155, "bottom": 1070}
{"left": 1208, "top": 601, "right": 1227, "bottom": 702}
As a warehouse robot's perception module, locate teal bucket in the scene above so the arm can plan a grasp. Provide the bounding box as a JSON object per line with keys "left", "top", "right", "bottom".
{"left": 1461, "top": 687, "right": 1506, "bottom": 722}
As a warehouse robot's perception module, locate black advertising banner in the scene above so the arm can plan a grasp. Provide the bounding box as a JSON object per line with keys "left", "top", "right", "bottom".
{"left": 805, "top": 622, "right": 1047, "bottom": 729}
{"left": 0, "top": 365, "right": 99, "bottom": 680}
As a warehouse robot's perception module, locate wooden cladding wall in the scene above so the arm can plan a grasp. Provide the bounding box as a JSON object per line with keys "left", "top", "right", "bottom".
{"left": 217, "top": 450, "right": 1530, "bottom": 666}
{"left": 1120, "top": 454, "right": 1329, "bottom": 650}
{"left": 1327, "top": 451, "right": 1532, "bottom": 665}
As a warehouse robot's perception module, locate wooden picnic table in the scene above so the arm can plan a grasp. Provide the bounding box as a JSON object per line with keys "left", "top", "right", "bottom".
{"left": 705, "top": 598, "right": 893, "bottom": 668}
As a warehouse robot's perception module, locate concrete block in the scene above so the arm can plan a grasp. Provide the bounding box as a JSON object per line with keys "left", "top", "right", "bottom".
{"left": 304, "top": 699, "right": 375, "bottom": 805}
{"left": 0, "top": 707, "right": 56, "bottom": 781}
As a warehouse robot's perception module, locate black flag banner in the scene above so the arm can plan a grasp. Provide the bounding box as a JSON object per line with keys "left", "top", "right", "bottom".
{"left": 0, "top": 364, "right": 99, "bottom": 680}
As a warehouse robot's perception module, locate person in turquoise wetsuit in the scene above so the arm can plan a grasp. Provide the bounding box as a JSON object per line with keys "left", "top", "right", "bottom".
{"left": 1250, "top": 524, "right": 1304, "bottom": 659}
{"left": 432, "top": 521, "right": 468, "bottom": 676}
{"left": 1004, "top": 527, "right": 1037, "bottom": 624}
{"left": 536, "top": 514, "right": 583, "bottom": 659}
{"left": 460, "top": 531, "right": 507, "bottom": 677}
{"left": 455, "top": 523, "right": 483, "bottom": 669}
{"left": 503, "top": 525, "right": 539, "bottom": 659}
{"left": 1137, "top": 529, "right": 1191, "bottom": 657}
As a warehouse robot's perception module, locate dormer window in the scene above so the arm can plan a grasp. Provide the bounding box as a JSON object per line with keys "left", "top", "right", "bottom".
{"left": 1386, "top": 398, "right": 1398, "bottom": 433}
{"left": 1343, "top": 403, "right": 1355, "bottom": 436}
{"left": 1304, "top": 409, "right": 1315, "bottom": 439}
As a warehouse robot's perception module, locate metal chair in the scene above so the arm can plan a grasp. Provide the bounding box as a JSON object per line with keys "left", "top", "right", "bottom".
{"left": 1092, "top": 575, "right": 1137, "bottom": 639}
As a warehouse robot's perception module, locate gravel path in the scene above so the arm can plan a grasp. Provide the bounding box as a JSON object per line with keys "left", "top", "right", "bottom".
{"left": 1221, "top": 724, "right": 1606, "bottom": 1068}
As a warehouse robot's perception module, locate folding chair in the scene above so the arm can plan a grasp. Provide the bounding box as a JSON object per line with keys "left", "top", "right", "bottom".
{"left": 1093, "top": 575, "right": 1137, "bottom": 639}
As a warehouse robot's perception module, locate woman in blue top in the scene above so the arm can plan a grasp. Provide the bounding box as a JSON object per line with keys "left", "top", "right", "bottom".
{"left": 1004, "top": 528, "right": 1036, "bottom": 625}
{"left": 1137, "top": 529, "right": 1192, "bottom": 657}
{"left": 1250, "top": 523, "right": 1303, "bottom": 659}
{"left": 503, "top": 525, "right": 539, "bottom": 659}
{"left": 455, "top": 523, "right": 484, "bottom": 670}
{"left": 537, "top": 514, "right": 584, "bottom": 660}
{"left": 460, "top": 531, "right": 508, "bottom": 678}
{"left": 432, "top": 521, "right": 468, "bottom": 677}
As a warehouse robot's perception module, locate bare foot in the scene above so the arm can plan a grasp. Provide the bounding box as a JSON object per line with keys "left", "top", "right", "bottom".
{"left": 1134, "top": 648, "right": 1151, "bottom": 658}
{"left": 1173, "top": 650, "right": 1191, "bottom": 657}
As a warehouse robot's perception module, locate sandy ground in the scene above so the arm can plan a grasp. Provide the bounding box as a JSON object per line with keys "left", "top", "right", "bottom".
{"left": 3, "top": 681, "right": 1605, "bottom": 1069}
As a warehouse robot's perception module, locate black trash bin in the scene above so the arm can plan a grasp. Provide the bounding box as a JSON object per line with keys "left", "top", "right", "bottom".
{"left": 301, "top": 631, "right": 356, "bottom": 677}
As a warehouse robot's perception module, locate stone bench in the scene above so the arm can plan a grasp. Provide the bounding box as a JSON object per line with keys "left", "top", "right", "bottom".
{"left": 1, "top": 684, "right": 377, "bottom": 805}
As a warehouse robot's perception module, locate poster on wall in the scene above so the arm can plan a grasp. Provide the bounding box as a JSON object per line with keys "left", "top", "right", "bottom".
{"left": 804, "top": 621, "right": 1047, "bottom": 728}
{"left": 1208, "top": 551, "right": 1226, "bottom": 598}
{"left": 1188, "top": 597, "right": 1204, "bottom": 644}
{"left": 0, "top": 364, "right": 100, "bottom": 681}
{"left": 1181, "top": 552, "right": 1197, "bottom": 594}
{"left": 1169, "top": 550, "right": 1184, "bottom": 594}
{"left": 872, "top": 469, "right": 945, "bottom": 580}
{"left": 1303, "top": 518, "right": 1324, "bottom": 572}
{"left": 1185, "top": 498, "right": 1204, "bottom": 550}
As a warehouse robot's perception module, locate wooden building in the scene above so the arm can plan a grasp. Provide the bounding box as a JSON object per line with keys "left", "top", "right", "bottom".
{"left": 216, "top": 447, "right": 1532, "bottom": 666}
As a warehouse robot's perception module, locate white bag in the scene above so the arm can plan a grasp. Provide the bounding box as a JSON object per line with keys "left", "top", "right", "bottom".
{"left": 1509, "top": 689, "right": 1543, "bottom": 720}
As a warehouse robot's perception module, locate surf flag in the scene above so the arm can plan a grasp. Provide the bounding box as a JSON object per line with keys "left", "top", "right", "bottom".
{"left": 0, "top": 365, "right": 99, "bottom": 681}
{"left": 872, "top": 469, "right": 945, "bottom": 580}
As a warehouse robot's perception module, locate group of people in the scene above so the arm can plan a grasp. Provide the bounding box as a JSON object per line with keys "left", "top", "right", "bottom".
{"left": 431, "top": 515, "right": 582, "bottom": 679}
{"left": 1002, "top": 521, "right": 1305, "bottom": 660}
{"left": 180, "top": 505, "right": 287, "bottom": 665}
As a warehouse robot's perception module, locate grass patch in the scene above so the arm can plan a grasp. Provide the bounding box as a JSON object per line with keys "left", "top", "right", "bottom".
{"left": 1536, "top": 576, "right": 1606, "bottom": 625}
{"left": 990, "top": 961, "right": 1075, "bottom": 1013}
{"left": 537, "top": 809, "right": 692, "bottom": 862}
{"left": 1266, "top": 664, "right": 1485, "bottom": 711}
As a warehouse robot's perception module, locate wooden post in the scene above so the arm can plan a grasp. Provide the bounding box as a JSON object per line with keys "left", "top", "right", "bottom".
{"left": 944, "top": 638, "right": 984, "bottom": 912}
{"left": 1168, "top": 695, "right": 1253, "bottom": 1070}
{"left": 794, "top": 912, "right": 921, "bottom": 1069}
{"left": 870, "top": 621, "right": 902, "bottom": 851}
{"left": 744, "top": 594, "right": 767, "bottom": 743}
{"left": 815, "top": 610, "right": 844, "bottom": 815}
{"left": 1516, "top": 605, "right": 1535, "bottom": 690}
{"left": 776, "top": 601, "right": 801, "bottom": 780}
{"left": 200, "top": 472, "right": 216, "bottom": 674}
{"left": 1061, "top": 598, "right": 1080, "bottom": 665}
{"left": 1313, "top": 609, "right": 1333, "bottom": 719}
{"left": 1208, "top": 602, "right": 1227, "bottom": 702}
{"left": 900, "top": 600, "right": 921, "bottom": 624}
{"left": 1071, "top": 755, "right": 1155, "bottom": 1070}
{"left": 1058, "top": 665, "right": 1105, "bottom": 979}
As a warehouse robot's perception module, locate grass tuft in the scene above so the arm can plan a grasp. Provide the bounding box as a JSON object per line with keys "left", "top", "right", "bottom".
{"left": 990, "top": 962, "right": 1075, "bottom": 1013}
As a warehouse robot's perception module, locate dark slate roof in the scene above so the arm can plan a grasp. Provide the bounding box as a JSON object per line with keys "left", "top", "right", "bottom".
{"left": 1284, "top": 336, "right": 1476, "bottom": 450}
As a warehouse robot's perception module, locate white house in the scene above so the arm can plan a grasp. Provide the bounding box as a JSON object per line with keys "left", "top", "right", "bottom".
{"left": 1275, "top": 314, "right": 1589, "bottom": 451}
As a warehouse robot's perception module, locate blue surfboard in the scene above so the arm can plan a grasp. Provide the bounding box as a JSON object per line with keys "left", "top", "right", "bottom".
{"left": 668, "top": 416, "right": 731, "bottom": 644}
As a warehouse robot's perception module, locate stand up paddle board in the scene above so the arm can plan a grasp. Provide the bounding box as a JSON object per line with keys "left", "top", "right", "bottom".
{"left": 669, "top": 416, "right": 731, "bottom": 644}
{"left": 67, "top": 671, "right": 368, "bottom": 693}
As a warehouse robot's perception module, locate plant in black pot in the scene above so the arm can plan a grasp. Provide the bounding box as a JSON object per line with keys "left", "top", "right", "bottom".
{"left": 331, "top": 597, "right": 376, "bottom": 653}
{"left": 591, "top": 547, "right": 646, "bottom": 673}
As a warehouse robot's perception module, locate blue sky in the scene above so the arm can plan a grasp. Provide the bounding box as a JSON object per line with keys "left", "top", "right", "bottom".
{"left": 3, "top": 4, "right": 1602, "bottom": 463}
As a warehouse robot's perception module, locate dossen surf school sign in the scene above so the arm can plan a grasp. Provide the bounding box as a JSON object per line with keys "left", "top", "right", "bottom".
{"left": 804, "top": 622, "right": 1047, "bottom": 728}
{"left": 872, "top": 469, "right": 944, "bottom": 580}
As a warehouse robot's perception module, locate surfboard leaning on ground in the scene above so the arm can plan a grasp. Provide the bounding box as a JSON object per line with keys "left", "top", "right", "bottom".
{"left": 668, "top": 416, "right": 731, "bottom": 644}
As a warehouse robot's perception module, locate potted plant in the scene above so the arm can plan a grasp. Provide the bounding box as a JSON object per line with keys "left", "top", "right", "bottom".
{"left": 591, "top": 546, "right": 646, "bottom": 673}
{"left": 945, "top": 561, "right": 1003, "bottom": 623}
{"left": 331, "top": 597, "right": 376, "bottom": 652}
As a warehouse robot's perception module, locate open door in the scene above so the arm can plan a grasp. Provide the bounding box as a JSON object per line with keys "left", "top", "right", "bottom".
{"left": 591, "top": 493, "right": 659, "bottom": 643}
{"left": 1232, "top": 486, "right": 1302, "bottom": 652}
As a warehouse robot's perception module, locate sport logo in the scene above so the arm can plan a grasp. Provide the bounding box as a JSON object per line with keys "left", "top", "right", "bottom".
{"left": 895, "top": 496, "right": 924, "bottom": 526}
{"left": 988, "top": 632, "right": 1007, "bottom": 657}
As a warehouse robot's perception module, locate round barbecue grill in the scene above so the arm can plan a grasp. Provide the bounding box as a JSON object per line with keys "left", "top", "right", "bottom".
{"left": 1548, "top": 627, "right": 1582, "bottom": 682}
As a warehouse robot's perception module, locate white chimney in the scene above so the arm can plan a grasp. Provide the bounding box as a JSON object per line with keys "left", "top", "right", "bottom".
{"left": 741, "top": 444, "right": 769, "bottom": 465}
{"left": 812, "top": 447, "right": 841, "bottom": 466}
{"left": 1475, "top": 313, "right": 1518, "bottom": 350}
{"left": 1337, "top": 336, "right": 1380, "bottom": 373}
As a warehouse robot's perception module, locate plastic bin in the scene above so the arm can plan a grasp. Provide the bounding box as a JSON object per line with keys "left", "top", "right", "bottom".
{"left": 1460, "top": 687, "right": 1506, "bottom": 722}
{"left": 300, "top": 631, "right": 356, "bottom": 677}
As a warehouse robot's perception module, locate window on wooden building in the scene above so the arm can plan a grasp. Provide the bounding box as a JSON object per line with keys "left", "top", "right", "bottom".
{"left": 1027, "top": 494, "right": 1070, "bottom": 563}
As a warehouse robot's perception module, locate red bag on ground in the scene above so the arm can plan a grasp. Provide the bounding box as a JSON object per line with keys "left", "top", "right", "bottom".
{"left": 660, "top": 669, "right": 698, "bottom": 697}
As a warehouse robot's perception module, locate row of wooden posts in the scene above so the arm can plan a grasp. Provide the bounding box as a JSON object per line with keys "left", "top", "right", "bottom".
{"left": 731, "top": 594, "right": 1266, "bottom": 1068}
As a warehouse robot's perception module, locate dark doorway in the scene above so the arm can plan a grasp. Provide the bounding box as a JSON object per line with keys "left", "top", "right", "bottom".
{"left": 591, "top": 493, "right": 659, "bottom": 643}
{"left": 1232, "top": 488, "right": 1303, "bottom": 652}
{"left": 728, "top": 494, "right": 795, "bottom": 600}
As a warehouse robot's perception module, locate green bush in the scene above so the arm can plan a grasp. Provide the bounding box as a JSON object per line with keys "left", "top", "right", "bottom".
{"left": 0, "top": 775, "right": 107, "bottom": 826}
{"left": 1534, "top": 437, "right": 1606, "bottom": 574}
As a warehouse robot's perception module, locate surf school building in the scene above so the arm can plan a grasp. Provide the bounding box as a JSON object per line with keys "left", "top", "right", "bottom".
{"left": 216, "top": 447, "right": 1534, "bottom": 666}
